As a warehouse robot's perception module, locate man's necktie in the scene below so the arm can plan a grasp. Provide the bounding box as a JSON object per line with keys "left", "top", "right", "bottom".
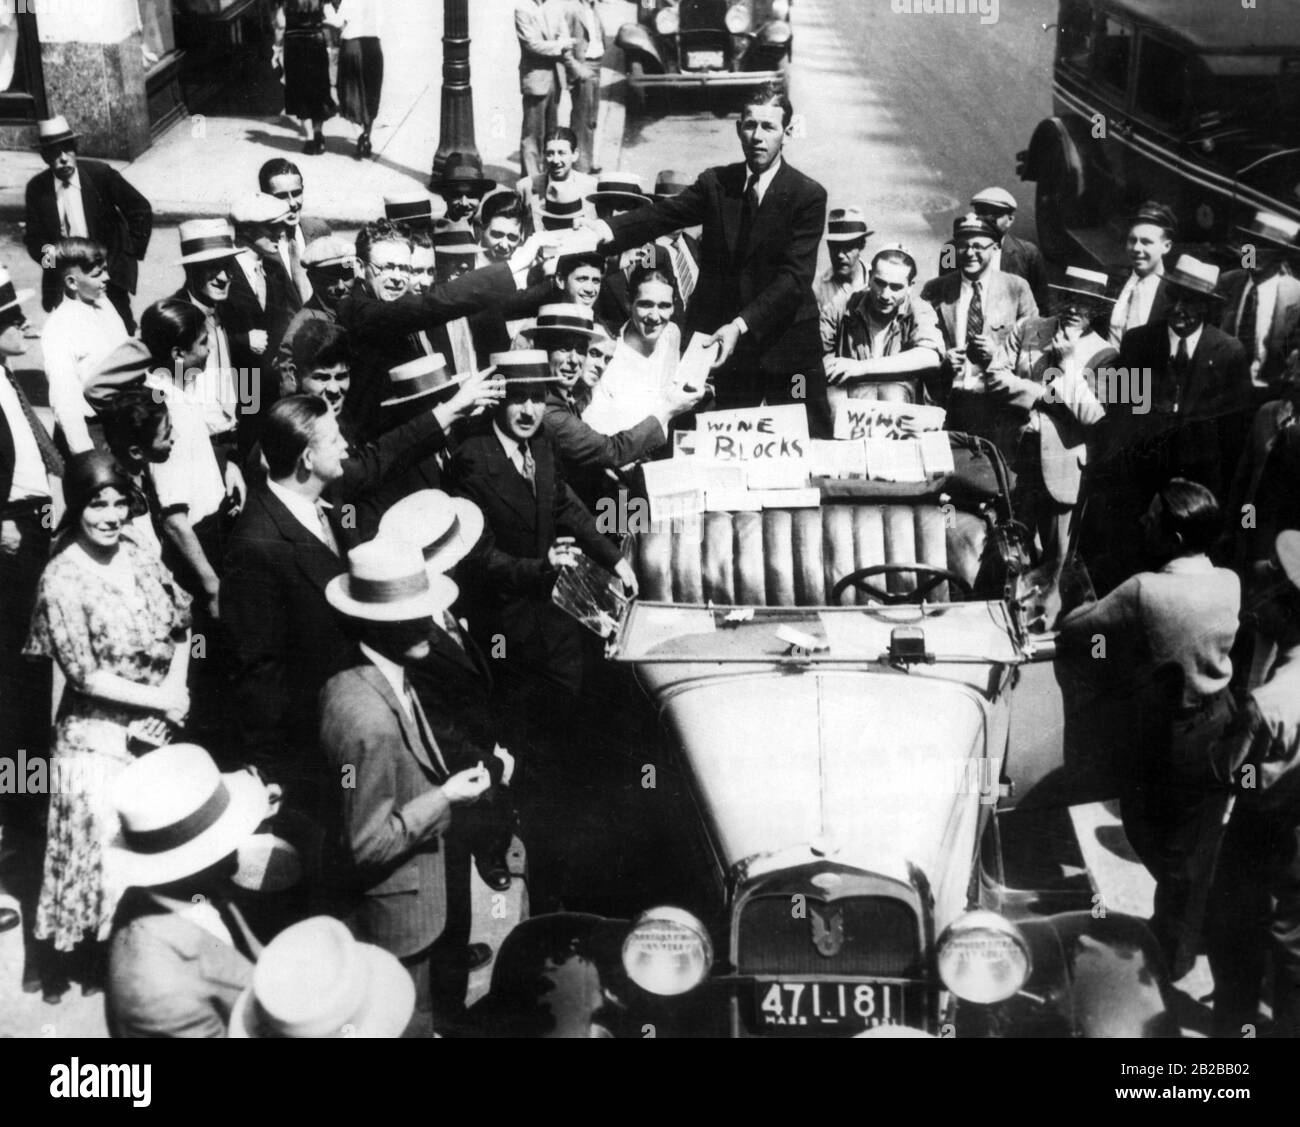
{"left": 405, "top": 677, "right": 450, "bottom": 777}
{"left": 3, "top": 366, "right": 64, "bottom": 477}
{"left": 966, "top": 280, "right": 984, "bottom": 345}
{"left": 518, "top": 441, "right": 536, "bottom": 495}
{"left": 316, "top": 501, "right": 340, "bottom": 556}
{"left": 58, "top": 183, "right": 71, "bottom": 237}
{"left": 734, "top": 174, "right": 759, "bottom": 264}
{"left": 285, "top": 234, "right": 313, "bottom": 304}
{"left": 663, "top": 234, "right": 699, "bottom": 306}
{"left": 441, "top": 611, "right": 465, "bottom": 651}
{"left": 1110, "top": 277, "right": 1138, "bottom": 345}
{"left": 1162, "top": 336, "right": 1189, "bottom": 414}
{"left": 1236, "top": 280, "right": 1259, "bottom": 353}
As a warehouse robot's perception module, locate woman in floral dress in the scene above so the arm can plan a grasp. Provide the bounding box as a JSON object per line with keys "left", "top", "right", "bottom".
{"left": 25, "top": 452, "right": 191, "bottom": 1000}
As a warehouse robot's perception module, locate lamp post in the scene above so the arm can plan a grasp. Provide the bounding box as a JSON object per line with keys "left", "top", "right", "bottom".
{"left": 430, "top": 0, "right": 479, "bottom": 188}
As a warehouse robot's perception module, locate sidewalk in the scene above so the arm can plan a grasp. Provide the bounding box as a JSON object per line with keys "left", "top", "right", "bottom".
{"left": 0, "top": 0, "right": 634, "bottom": 227}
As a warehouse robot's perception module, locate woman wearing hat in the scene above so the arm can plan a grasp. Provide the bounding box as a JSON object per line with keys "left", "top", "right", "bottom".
{"left": 23, "top": 452, "right": 194, "bottom": 1000}
{"left": 274, "top": 0, "right": 337, "bottom": 155}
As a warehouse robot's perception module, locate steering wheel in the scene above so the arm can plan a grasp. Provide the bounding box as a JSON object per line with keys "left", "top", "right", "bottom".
{"left": 830, "top": 563, "right": 972, "bottom": 606}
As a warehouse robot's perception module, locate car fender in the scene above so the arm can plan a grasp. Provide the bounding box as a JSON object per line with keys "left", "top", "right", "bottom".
{"left": 1021, "top": 117, "right": 1090, "bottom": 203}
{"left": 975, "top": 911, "right": 1176, "bottom": 1038}
{"left": 617, "top": 23, "right": 667, "bottom": 74}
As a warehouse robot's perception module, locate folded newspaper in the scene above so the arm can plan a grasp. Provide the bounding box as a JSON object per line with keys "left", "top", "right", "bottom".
{"left": 552, "top": 553, "right": 632, "bottom": 638}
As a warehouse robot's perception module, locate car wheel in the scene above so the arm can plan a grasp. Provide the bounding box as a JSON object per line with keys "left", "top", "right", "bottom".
{"left": 1035, "top": 145, "right": 1083, "bottom": 262}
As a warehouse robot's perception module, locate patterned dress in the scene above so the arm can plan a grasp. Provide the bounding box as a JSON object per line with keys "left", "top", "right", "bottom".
{"left": 24, "top": 535, "right": 191, "bottom": 951}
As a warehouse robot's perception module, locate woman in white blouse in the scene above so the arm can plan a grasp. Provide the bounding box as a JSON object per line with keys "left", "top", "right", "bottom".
{"left": 42, "top": 239, "right": 130, "bottom": 455}
{"left": 326, "top": 0, "right": 383, "bottom": 159}
{"left": 583, "top": 267, "right": 683, "bottom": 436}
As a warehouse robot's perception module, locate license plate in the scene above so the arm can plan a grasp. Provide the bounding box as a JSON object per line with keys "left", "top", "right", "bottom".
{"left": 755, "top": 980, "right": 910, "bottom": 1033}
{"left": 686, "top": 49, "right": 725, "bottom": 70}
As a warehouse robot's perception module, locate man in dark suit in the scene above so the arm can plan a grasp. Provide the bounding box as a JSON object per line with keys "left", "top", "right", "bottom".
{"left": 259, "top": 158, "right": 331, "bottom": 305}
{"left": 222, "top": 380, "right": 499, "bottom": 809}
{"left": 1087, "top": 255, "right": 1252, "bottom": 592}
{"left": 24, "top": 116, "right": 152, "bottom": 333}
{"left": 1108, "top": 201, "right": 1177, "bottom": 347}
{"left": 319, "top": 538, "right": 491, "bottom": 1037}
{"left": 586, "top": 84, "right": 833, "bottom": 436}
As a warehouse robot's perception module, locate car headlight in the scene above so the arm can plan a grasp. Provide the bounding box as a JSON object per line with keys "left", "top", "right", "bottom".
{"left": 725, "top": 4, "right": 753, "bottom": 33}
{"left": 771, "top": 0, "right": 791, "bottom": 18}
{"left": 655, "top": 7, "right": 680, "bottom": 34}
{"left": 936, "top": 910, "right": 1031, "bottom": 1004}
{"left": 622, "top": 907, "right": 713, "bottom": 996}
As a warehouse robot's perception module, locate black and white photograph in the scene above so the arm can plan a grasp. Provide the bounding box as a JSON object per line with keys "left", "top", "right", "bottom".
{"left": 0, "top": 0, "right": 1296, "bottom": 1072}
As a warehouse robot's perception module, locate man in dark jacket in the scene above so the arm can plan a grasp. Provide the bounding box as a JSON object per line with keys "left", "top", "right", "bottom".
{"left": 586, "top": 84, "right": 832, "bottom": 436}
{"left": 24, "top": 116, "right": 152, "bottom": 332}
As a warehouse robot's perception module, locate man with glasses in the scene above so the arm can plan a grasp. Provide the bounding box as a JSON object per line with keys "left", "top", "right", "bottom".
{"left": 338, "top": 219, "right": 555, "bottom": 441}
{"left": 936, "top": 188, "right": 1049, "bottom": 312}
{"left": 921, "top": 213, "right": 1037, "bottom": 417}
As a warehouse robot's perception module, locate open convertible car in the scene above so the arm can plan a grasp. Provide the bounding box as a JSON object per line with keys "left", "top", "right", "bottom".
{"left": 468, "top": 434, "right": 1174, "bottom": 1038}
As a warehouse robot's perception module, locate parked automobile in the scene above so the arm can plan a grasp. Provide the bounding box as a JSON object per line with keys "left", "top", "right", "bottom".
{"left": 617, "top": 0, "right": 793, "bottom": 107}
{"left": 468, "top": 436, "right": 1175, "bottom": 1038}
{"left": 1017, "top": 0, "right": 1300, "bottom": 263}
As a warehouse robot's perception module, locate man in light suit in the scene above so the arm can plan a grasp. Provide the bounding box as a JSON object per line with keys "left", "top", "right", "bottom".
{"left": 515, "top": 0, "right": 576, "bottom": 180}
{"left": 319, "top": 539, "right": 492, "bottom": 1037}
{"left": 920, "top": 213, "right": 1037, "bottom": 429}
{"left": 935, "top": 187, "right": 1049, "bottom": 311}
{"left": 586, "top": 84, "right": 832, "bottom": 435}
{"left": 24, "top": 115, "right": 153, "bottom": 333}
{"left": 1219, "top": 210, "right": 1300, "bottom": 405}
{"left": 986, "top": 266, "right": 1114, "bottom": 563}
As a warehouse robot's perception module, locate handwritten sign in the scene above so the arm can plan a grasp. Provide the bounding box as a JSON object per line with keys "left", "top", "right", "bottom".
{"left": 833, "top": 401, "right": 946, "bottom": 442}
{"left": 697, "top": 404, "right": 810, "bottom": 461}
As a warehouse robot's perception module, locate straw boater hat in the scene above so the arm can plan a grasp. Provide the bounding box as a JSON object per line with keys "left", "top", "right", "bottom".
{"left": 1048, "top": 265, "right": 1115, "bottom": 305}
{"left": 970, "top": 186, "right": 1018, "bottom": 213}
{"left": 384, "top": 190, "right": 446, "bottom": 227}
{"left": 825, "top": 206, "right": 873, "bottom": 243}
{"left": 539, "top": 180, "right": 586, "bottom": 227}
{"left": 654, "top": 170, "right": 692, "bottom": 200}
{"left": 302, "top": 235, "right": 356, "bottom": 271}
{"left": 176, "top": 219, "right": 240, "bottom": 266}
{"left": 325, "top": 538, "right": 459, "bottom": 623}
{"left": 35, "top": 114, "right": 79, "bottom": 150}
{"left": 380, "top": 353, "right": 478, "bottom": 408}
{"left": 493, "top": 349, "right": 555, "bottom": 385}
{"left": 1163, "top": 254, "right": 1224, "bottom": 301}
{"left": 589, "top": 171, "right": 652, "bottom": 209}
{"left": 229, "top": 916, "right": 414, "bottom": 1039}
{"left": 1235, "top": 210, "right": 1300, "bottom": 251}
{"left": 378, "top": 489, "right": 484, "bottom": 576}
{"left": 107, "top": 743, "right": 271, "bottom": 888}
{"left": 0, "top": 266, "right": 35, "bottom": 319}
{"left": 522, "top": 303, "right": 604, "bottom": 346}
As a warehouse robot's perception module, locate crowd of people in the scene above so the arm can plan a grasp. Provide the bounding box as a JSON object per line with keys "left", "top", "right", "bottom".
{"left": 0, "top": 54, "right": 1298, "bottom": 1039}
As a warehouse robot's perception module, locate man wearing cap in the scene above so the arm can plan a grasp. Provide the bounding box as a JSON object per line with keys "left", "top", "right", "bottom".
{"left": 1108, "top": 202, "right": 1177, "bottom": 347}
{"left": 105, "top": 742, "right": 272, "bottom": 1038}
{"left": 431, "top": 153, "right": 498, "bottom": 226}
{"left": 937, "top": 189, "right": 1048, "bottom": 312}
{"left": 171, "top": 220, "right": 244, "bottom": 448}
{"left": 1206, "top": 531, "right": 1300, "bottom": 1037}
{"left": 825, "top": 246, "right": 944, "bottom": 405}
{"left": 258, "top": 158, "right": 332, "bottom": 304}
{"left": 319, "top": 537, "right": 492, "bottom": 1036}
{"left": 0, "top": 270, "right": 62, "bottom": 920}
{"left": 1219, "top": 211, "right": 1300, "bottom": 404}
{"left": 921, "top": 213, "right": 1037, "bottom": 412}
{"left": 985, "top": 266, "right": 1116, "bottom": 562}
{"left": 816, "top": 206, "right": 873, "bottom": 351}
{"left": 584, "top": 86, "right": 833, "bottom": 435}
{"left": 514, "top": 0, "right": 576, "bottom": 180}
{"left": 518, "top": 128, "right": 596, "bottom": 234}
{"left": 275, "top": 236, "right": 359, "bottom": 393}
{"left": 24, "top": 115, "right": 153, "bottom": 334}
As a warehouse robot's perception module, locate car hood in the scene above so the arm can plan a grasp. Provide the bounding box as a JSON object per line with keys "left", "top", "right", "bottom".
{"left": 659, "top": 670, "right": 996, "bottom": 917}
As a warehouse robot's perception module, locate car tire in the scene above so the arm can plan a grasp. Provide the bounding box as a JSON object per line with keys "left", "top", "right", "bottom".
{"left": 1035, "top": 145, "right": 1083, "bottom": 262}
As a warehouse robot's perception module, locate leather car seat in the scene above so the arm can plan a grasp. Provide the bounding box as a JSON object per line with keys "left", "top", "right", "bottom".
{"left": 633, "top": 502, "right": 990, "bottom": 607}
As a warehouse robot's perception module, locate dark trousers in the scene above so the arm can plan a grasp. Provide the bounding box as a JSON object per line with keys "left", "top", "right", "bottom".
{"left": 569, "top": 71, "right": 600, "bottom": 173}
{"left": 520, "top": 82, "right": 558, "bottom": 179}
{"left": 1207, "top": 807, "right": 1300, "bottom": 1037}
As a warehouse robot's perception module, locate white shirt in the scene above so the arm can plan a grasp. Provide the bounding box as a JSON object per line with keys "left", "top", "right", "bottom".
{"left": 583, "top": 321, "right": 681, "bottom": 436}
{"left": 0, "top": 365, "right": 51, "bottom": 502}
{"left": 1108, "top": 263, "right": 1165, "bottom": 346}
{"left": 815, "top": 259, "right": 869, "bottom": 322}
{"left": 56, "top": 171, "right": 89, "bottom": 238}
{"left": 327, "top": 0, "right": 381, "bottom": 38}
{"left": 237, "top": 250, "right": 268, "bottom": 309}
{"left": 267, "top": 478, "right": 334, "bottom": 547}
{"left": 41, "top": 296, "right": 130, "bottom": 452}
{"left": 184, "top": 291, "right": 240, "bottom": 437}
{"left": 1168, "top": 324, "right": 1204, "bottom": 361}
{"left": 493, "top": 420, "right": 533, "bottom": 479}
{"left": 953, "top": 273, "right": 989, "bottom": 389}
{"left": 360, "top": 643, "right": 413, "bottom": 719}
{"left": 1234, "top": 273, "right": 1281, "bottom": 384}
{"left": 145, "top": 377, "right": 228, "bottom": 524}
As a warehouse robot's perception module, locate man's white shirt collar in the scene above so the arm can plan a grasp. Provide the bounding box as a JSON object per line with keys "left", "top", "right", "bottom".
{"left": 267, "top": 478, "right": 332, "bottom": 545}
{"left": 745, "top": 156, "right": 783, "bottom": 205}
{"left": 494, "top": 420, "right": 529, "bottom": 471}
{"left": 1168, "top": 324, "right": 1204, "bottom": 357}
